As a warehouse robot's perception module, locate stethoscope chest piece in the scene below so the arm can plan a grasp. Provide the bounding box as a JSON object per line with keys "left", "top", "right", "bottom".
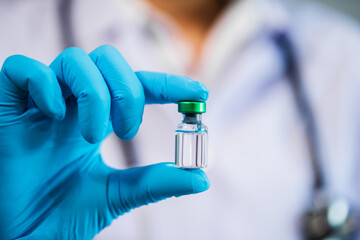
{"left": 302, "top": 199, "right": 358, "bottom": 240}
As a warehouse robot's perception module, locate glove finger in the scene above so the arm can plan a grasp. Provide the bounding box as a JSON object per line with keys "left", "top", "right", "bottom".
{"left": 135, "top": 71, "right": 209, "bottom": 104}
{"left": 50, "top": 47, "right": 111, "bottom": 143}
{"left": 107, "top": 162, "right": 210, "bottom": 216}
{"left": 0, "top": 55, "right": 65, "bottom": 120}
{"left": 89, "top": 45, "right": 145, "bottom": 141}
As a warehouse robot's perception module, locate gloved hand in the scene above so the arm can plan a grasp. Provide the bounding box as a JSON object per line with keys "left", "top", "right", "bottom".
{"left": 0, "top": 45, "right": 210, "bottom": 240}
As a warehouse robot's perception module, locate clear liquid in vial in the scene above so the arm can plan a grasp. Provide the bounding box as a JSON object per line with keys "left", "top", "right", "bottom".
{"left": 175, "top": 131, "right": 208, "bottom": 168}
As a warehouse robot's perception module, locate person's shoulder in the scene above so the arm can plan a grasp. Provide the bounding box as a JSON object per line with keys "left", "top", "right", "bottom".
{"left": 284, "top": 1, "right": 360, "bottom": 54}
{"left": 281, "top": 1, "right": 360, "bottom": 102}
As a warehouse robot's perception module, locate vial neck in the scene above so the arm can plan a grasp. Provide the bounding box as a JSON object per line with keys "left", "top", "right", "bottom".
{"left": 183, "top": 113, "right": 202, "bottom": 124}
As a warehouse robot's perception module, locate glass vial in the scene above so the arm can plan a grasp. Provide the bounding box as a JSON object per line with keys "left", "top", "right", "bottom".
{"left": 175, "top": 101, "right": 208, "bottom": 168}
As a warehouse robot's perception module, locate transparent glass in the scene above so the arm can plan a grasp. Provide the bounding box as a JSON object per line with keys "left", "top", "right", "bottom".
{"left": 175, "top": 113, "right": 208, "bottom": 168}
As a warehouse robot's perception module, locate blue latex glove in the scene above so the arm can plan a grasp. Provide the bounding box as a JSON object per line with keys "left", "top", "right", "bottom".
{"left": 0, "top": 45, "right": 210, "bottom": 240}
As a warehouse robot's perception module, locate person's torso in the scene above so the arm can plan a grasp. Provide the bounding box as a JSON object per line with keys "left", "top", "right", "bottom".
{"left": 1, "top": 0, "right": 360, "bottom": 239}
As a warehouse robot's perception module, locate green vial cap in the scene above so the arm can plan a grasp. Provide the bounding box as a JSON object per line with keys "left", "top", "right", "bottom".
{"left": 178, "top": 101, "right": 206, "bottom": 114}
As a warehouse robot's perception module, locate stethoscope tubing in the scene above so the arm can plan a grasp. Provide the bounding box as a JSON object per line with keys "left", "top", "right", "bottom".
{"left": 273, "top": 32, "right": 325, "bottom": 196}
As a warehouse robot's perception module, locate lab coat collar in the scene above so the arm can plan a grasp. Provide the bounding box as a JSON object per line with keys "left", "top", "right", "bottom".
{"left": 109, "top": 0, "right": 290, "bottom": 85}
{"left": 196, "top": 0, "right": 289, "bottom": 85}
{"left": 74, "top": 0, "right": 289, "bottom": 79}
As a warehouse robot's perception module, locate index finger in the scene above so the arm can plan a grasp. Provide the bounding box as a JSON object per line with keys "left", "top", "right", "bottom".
{"left": 135, "top": 71, "right": 209, "bottom": 104}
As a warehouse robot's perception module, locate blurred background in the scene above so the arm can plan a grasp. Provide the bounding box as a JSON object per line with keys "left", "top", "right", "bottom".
{"left": 307, "top": 0, "right": 360, "bottom": 21}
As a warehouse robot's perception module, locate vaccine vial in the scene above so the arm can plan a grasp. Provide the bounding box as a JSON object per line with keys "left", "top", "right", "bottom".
{"left": 175, "top": 101, "right": 208, "bottom": 168}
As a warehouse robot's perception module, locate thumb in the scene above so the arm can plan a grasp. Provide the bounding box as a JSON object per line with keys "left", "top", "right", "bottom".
{"left": 106, "top": 163, "right": 210, "bottom": 217}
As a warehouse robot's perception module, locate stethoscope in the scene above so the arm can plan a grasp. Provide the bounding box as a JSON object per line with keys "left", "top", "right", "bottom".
{"left": 58, "top": 0, "right": 358, "bottom": 239}
{"left": 273, "top": 32, "right": 358, "bottom": 240}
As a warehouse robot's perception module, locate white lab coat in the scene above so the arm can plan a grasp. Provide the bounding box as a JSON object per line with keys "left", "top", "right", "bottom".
{"left": 1, "top": 0, "right": 360, "bottom": 239}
